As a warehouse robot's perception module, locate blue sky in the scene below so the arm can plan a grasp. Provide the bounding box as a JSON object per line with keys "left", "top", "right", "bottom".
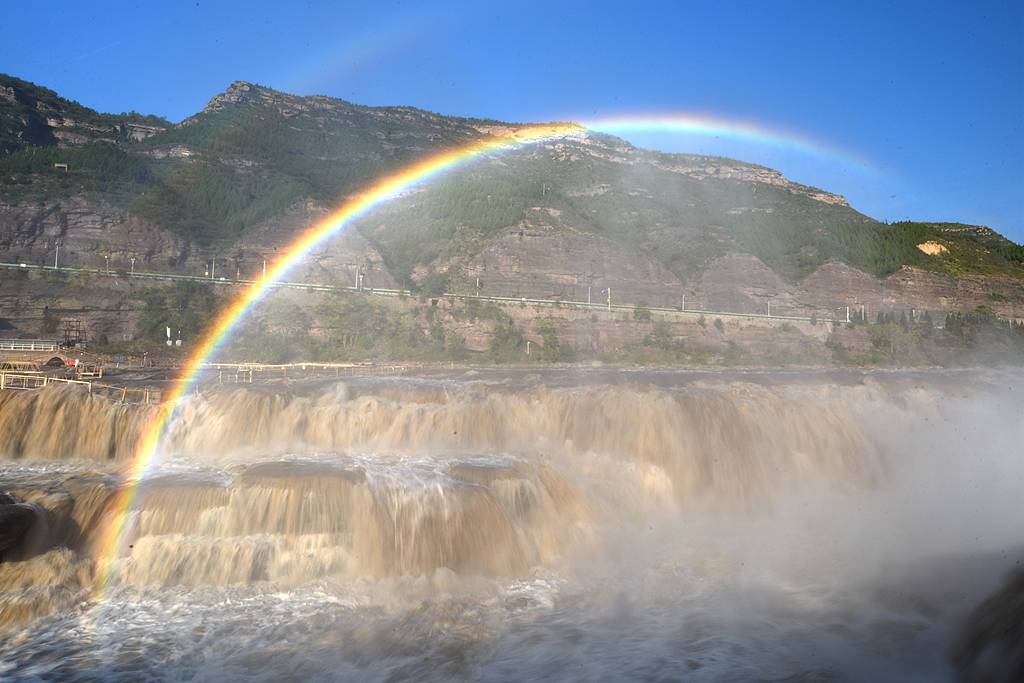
{"left": 3, "top": 0, "right": 1022, "bottom": 240}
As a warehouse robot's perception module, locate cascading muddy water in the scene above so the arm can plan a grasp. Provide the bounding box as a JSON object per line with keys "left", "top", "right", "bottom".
{"left": 0, "top": 379, "right": 883, "bottom": 494}
{"left": 1, "top": 370, "right": 1021, "bottom": 681}
{"left": 0, "top": 388, "right": 154, "bottom": 463}
{"left": 1, "top": 377, "right": 881, "bottom": 604}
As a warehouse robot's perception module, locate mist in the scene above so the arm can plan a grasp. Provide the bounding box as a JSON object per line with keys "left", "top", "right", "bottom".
{"left": 1, "top": 369, "right": 1021, "bottom": 680}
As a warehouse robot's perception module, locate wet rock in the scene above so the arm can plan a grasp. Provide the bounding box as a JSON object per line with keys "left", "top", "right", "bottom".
{"left": 0, "top": 496, "right": 37, "bottom": 557}
{"left": 951, "top": 569, "right": 1024, "bottom": 683}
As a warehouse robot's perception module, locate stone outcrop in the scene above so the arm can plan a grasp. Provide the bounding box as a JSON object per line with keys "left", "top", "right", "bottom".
{"left": 0, "top": 74, "right": 168, "bottom": 154}
{"left": 462, "top": 209, "right": 682, "bottom": 306}
{"left": 651, "top": 155, "right": 847, "bottom": 206}
{"left": 0, "top": 494, "right": 36, "bottom": 558}
{"left": 699, "top": 254, "right": 794, "bottom": 314}
{"left": 0, "top": 196, "right": 191, "bottom": 270}
{"left": 240, "top": 200, "right": 399, "bottom": 290}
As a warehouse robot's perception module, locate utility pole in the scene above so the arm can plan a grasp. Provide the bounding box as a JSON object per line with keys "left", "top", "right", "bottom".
{"left": 211, "top": 259, "right": 215, "bottom": 280}
{"left": 607, "top": 287, "right": 612, "bottom": 311}
{"left": 767, "top": 300, "right": 771, "bottom": 317}
{"left": 54, "top": 243, "right": 59, "bottom": 269}
{"left": 681, "top": 294, "right": 685, "bottom": 312}
{"left": 475, "top": 277, "right": 480, "bottom": 297}
{"left": 130, "top": 257, "right": 136, "bottom": 275}
{"left": 846, "top": 306, "right": 850, "bottom": 323}
{"left": 526, "top": 340, "right": 531, "bottom": 356}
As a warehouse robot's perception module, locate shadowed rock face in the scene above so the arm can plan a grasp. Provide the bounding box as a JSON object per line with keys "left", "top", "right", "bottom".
{"left": 0, "top": 196, "right": 189, "bottom": 270}
{"left": 0, "top": 495, "right": 36, "bottom": 557}
{"left": 0, "top": 74, "right": 168, "bottom": 156}
{"left": 952, "top": 569, "right": 1024, "bottom": 683}
{"left": 465, "top": 225, "right": 682, "bottom": 306}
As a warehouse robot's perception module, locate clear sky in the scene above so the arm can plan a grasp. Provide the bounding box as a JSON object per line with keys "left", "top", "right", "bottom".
{"left": 4, "top": 0, "right": 1022, "bottom": 240}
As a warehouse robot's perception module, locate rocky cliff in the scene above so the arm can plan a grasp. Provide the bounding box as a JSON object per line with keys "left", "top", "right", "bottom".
{"left": 0, "top": 74, "right": 168, "bottom": 154}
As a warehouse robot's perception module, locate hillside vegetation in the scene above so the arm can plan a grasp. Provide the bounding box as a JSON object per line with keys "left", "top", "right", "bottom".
{"left": 0, "top": 73, "right": 167, "bottom": 155}
{"left": 1, "top": 75, "right": 1021, "bottom": 287}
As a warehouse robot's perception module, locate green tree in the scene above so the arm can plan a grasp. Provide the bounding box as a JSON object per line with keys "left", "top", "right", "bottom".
{"left": 536, "top": 321, "right": 575, "bottom": 362}
{"left": 488, "top": 320, "right": 526, "bottom": 362}
{"left": 419, "top": 270, "right": 450, "bottom": 297}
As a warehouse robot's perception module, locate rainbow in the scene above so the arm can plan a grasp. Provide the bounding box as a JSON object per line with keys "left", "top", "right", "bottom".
{"left": 89, "top": 121, "right": 585, "bottom": 590}
{"left": 90, "top": 113, "right": 862, "bottom": 593}
{"left": 585, "top": 114, "right": 870, "bottom": 171}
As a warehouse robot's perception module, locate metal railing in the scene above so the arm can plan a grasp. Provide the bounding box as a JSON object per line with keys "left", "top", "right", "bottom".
{"left": 204, "top": 362, "right": 407, "bottom": 384}
{"left": 1, "top": 260, "right": 1005, "bottom": 327}
{"left": 0, "top": 262, "right": 843, "bottom": 324}
{"left": 0, "top": 372, "right": 161, "bottom": 404}
{"left": 0, "top": 339, "right": 60, "bottom": 351}
{"left": 0, "top": 360, "right": 43, "bottom": 372}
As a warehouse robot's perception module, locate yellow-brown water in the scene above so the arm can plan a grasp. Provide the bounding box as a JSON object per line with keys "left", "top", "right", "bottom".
{"left": 0, "top": 369, "right": 1021, "bottom": 681}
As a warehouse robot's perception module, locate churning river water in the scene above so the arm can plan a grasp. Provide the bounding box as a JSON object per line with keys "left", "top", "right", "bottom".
{"left": 1, "top": 368, "right": 1022, "bottom": 681}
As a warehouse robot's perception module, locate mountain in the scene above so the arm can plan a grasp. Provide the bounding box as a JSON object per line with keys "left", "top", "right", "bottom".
{"left": 0, "top": 74, "right": 168, "bottom": 154}
{"left": 1, "top": 75, "right": 1022, "bottom": 364}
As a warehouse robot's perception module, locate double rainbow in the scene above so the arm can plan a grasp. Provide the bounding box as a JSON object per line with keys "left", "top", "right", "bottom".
{"left": 90, "top": 114, "right": 860, "bottom": 592}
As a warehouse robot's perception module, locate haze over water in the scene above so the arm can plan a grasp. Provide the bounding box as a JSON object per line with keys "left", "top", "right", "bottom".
{"left": 1, "top": 368, "right": 1021, "bottom": 681}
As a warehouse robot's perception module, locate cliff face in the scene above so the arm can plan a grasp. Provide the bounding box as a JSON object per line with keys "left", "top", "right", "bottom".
{"left": 0, "top": 196, "right": 189, "bottom": 269}
{"left": 0, "top": 74, "right": 168, "bottom": 154}
{"left": 1, "top": 75, "right": 1022, "bottom": 349}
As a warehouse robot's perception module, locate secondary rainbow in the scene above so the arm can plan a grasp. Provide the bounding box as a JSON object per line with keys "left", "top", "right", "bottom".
{"left": 587, "top": 114, "right": 870, "bottom": 171}
{"left": 89, "top": 113, "right": 863, "bottom": 593}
